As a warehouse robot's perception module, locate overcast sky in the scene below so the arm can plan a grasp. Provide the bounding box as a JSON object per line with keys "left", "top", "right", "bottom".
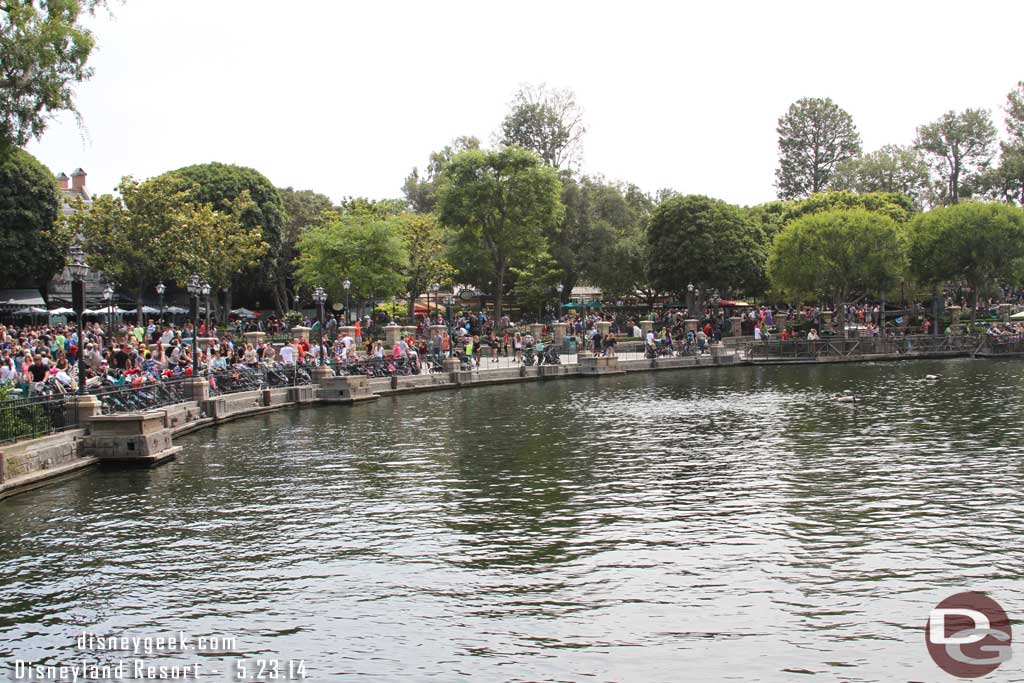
{"left": 24, "top": 0, "right": 1024, "bottom": 207}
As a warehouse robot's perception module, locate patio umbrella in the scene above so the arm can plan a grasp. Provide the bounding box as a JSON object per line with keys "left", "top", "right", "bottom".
{"left": 13, "top": 307, "right": 48, "bottom": 315}
{"left": 561, "top": 302, "right": 581, "bottom": 309}
{"left": 1010, "top": 310, "right": 1024, "bottom": 320}
{"left": 230, "top": 307, "right": 256, "bottom": 318}
{"left": 48, "top": 307, "right": 75, "bottom": 315}
{"left": 164, "top": 306, "right": 189, "bottom": 314}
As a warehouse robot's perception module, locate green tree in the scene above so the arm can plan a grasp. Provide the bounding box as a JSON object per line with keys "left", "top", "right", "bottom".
{"left": 915, "top": 109, "right": 997, "bottom": 205}
{"left": 402, "top": 136, "right": 480, "bottom": 213}
{"left": 278, "top": 187, "right": 334, "bottom": 310}
{"left": 511, "top": 251, "right": 562, "bottom": 321}
{"left": 831, "top": 145, "right": 930, "bottom": 207}
{"left": 338, "top": 196, "right": 406, "bottom": 219}
{"left": 775, "top": 97, "right": 861, "bottom": 199}
{"left": 499, "top": 84, "right": 585, "bottom": 169}
{"left": 768, "top": 208, "right": 903, "bottom": 334}
{"left": 647, "top": 195, "right": 767, "bottom": 299}
{"left": 905, "top": 202, "right": 1024, "bottom": 327}
{"left": 982, "top": 83, "right": 1024, "bottom": 206}
{"left": 396, "top": 212, "right": 452, "bottom": 318}
{"left": 0, "top": 0, "right": 104, "bottom": 157}
{"left": 781, "top": 190, "right": 915, "bottom": 225}
{"left": 165, "top": 162, "right": 285, "bottom": 310}
{"left": 0, "top": 148, "right": 66, "bottom": 289}
{"left": 437, "top": 146, "right": 564, "bottom": 317}
{"left": 293, "top": 213, "right": 408, "bottom": 312}
{"left": 70, "top": 175, "right": 267, "bottom": 323}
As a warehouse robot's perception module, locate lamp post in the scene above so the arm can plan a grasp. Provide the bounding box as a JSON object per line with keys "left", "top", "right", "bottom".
{"left": 102, "top": 283, "right": 114, "bottom": 343}
{"left": 313, "top": 286, "right": 327, "bottom": 366}
{"left": 186, "top": 273, "right": 201, "bottom": 376}
{"left": 201, "top": 281, "right": 211, "bottom": 335}
{"left": 431, "top": 282, "right": 440, "bottom": 325}
{"left": 687, "top": 282, "right": 694, "bottom": 315}
{"left": 445, "top": 295, "right": 454, "bottom": 333}
{"left": 343, "top": 278, "right": 351, "bottom": 323}
{"left": 156, "top": 282, "right": 165, "bottom": 324}
{"left": 68, "top": 245, "right": 90, "bottom": 395}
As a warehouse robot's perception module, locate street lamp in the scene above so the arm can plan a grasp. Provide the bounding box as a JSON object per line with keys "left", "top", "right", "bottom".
{"left": 687, "top": 282, "right": 694, "bottom": 314}
{"left": 445, "top": 295, "right": 454, "bottom": 332}
{"left": 343, "top": 278, "right": 352, "bottom": 323}
{"left": 431, "top": 282, "right": 440, "bottom": 324}
{"left": 156, "top": 281, "right": 166, "bottom": 323}
{"left": 68, "top": 245, "right": 90, "bottom": 395}
{"left": 201, "top": 280, "right": 211, "bottom": 335}
{"left": 186, "top": 273, "right": 201, "bottom": 376}
{"left": 313, "top": 286, "right": 327, "bottom": 366}
{"left": 102, "top": 283, "right": 114, "bottom": 342}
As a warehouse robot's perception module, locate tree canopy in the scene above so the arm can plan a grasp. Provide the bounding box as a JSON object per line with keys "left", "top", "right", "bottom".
{"left": 0, "top": 148, "right": 65, "bottom": 289}
{"left": 437, "top": 146, "right": 564, "bottom": 317}
{"left": 775, "top": 97, "right": 861, "bottom": 199}
{"left": 905, "top": 202, "right": 1024, "bottom": 324}
{"left": 0, "top": 0, "right": 102, "bottom": 157}
{"left": 647, "top": 195, "right": 767, "bottom": 298}
{"left": 831, "top": 145, "right": 930, "bottom": 207}
{"left": 768, "top": 208, "right": 903, "bottom": 329}
{"left": 781, "top": 190, "right": 916, "bottom": 225}
{"left": 499, "top": 84, "right": 585, "bottom": 169}
{"left": 916, "top": 109, "right": 997, "bottom": 205}
{"left": 293, "top": 212, "right": 408, "bottom": 306}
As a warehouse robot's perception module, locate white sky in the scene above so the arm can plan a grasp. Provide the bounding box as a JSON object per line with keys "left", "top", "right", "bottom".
{"left": 24, "top": 0, "right": 1024, "bottom": 207}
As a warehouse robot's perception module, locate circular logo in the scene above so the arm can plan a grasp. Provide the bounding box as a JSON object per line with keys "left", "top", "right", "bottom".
{"left": 926, "top": 591, "right": 1012, "bottom": 678}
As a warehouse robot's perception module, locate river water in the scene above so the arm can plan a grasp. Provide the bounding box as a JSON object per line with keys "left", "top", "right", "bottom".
{"left": 1, "top": 359, "right": 1023, "bottom": 682}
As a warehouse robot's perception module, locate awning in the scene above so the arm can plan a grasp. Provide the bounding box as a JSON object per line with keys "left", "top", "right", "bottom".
{"left": 12, "top": 306, "right": 48, "bottom": 315}
{"left": 0, "top": 288, "right": 46, "bottom": 309}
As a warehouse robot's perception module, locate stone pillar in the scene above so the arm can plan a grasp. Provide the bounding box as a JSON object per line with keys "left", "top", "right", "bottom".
{"left": 185, "top": 376, "right": 209, "bottom": 402}
{"left": 729, "top": 316, "right": 743, "bottom": 337}
{"left": 402, "top": 325, "right": 418, "bottom": 339}
{"left": 639, "top": 320, "right": 654, "bottom": 337}
{"left": 684, "top": 319, "right": 698, "bottom": 333}
{"left": 311, "top": 365, "right": 334, "bottom": 385}
{"left": 429, "top": 324, "right": 446, "bottom": 340}
{"left": 552, "top": 322, "right": 567, "bottom": 344}
{"left": 999, "top": 303, "right": 1012, "bottom": 324}
{"left": 595, "top": 320, "right": 611, "bottom": 338}
{"left": 291, "top": 326, "right": 311, "bottom": 342}
{"left": 338, "top": 325, "right": 356, "bottom": 342}
{"left": 948, "top": 305, "right": 962, "bottom": 334}
{"left": 529, "top": 323, "right": 545, "bottom": 340}
{"left": 196, "top": 337, "right": 218, "bottom": 354}
{"left": 75, "top": 394, "right": 103, "bottom": 425}
{"left": 243, "top": 331, "right": 266, "bottom": 347}
{"left": 821, "top": 310, "right": 833, "bottom": 332}
{"left": 384, "top": 325, "right": 402, "bottom": 346}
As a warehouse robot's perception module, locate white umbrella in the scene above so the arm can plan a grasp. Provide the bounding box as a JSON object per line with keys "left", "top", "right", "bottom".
{"left": 231, "top": 307, "right": 256, "bottom": 318}
{"left": 125, "top": 306, "right": 161, "bottom": 314}
{"left": 1010, "top": 310, "right": 1024, "bottom": 320}
{"left": 48, "top": 307, "right": 75, "bottom": 315}
{"left": 13, "top": 307, "right": 47, "bottom": 315}
{"left": 164, "top": 306, "right": 189, "bottom": 314}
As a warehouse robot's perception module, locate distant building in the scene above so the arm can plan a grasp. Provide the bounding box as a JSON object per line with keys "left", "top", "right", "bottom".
{"left": 47, "top": 168, "right": 106, "bottom": 307}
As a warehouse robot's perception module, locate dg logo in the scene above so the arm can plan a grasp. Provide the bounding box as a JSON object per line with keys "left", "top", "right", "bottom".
{"left": 926, "top": 592, "right": 1012, "bottom": 678}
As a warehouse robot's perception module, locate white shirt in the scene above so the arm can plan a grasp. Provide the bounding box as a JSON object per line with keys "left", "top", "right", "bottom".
{"left": 645, "top": 331, "right": 655, "bottom": 346}
{"left": 633, "top": 325, "right": 641, "bottom": 338}
{"left": 279, "top": 345, "right": 296, "bottom": 364}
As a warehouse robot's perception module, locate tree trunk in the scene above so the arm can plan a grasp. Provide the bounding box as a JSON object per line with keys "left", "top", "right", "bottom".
{"left": 495, "top": 273, "right": 504, "bottom": 319}
{"left": 224, "top": 288, "right": 233, "bottom": 323}
{"left": 970, "top": 285, "right": 978, "bottom": 330}
{"left": 136, "top": 285, "right": 144, "bottom": 327}
{"left": 407, "top": 287, "right": 417, "bottom": 321}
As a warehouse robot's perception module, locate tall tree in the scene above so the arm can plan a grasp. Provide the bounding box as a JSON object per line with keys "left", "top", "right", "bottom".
{"left": 293, "top": 213, "right": 408, "bottom": 310}
{"left": 775, "top": 97, "right": 861, "bottom": 199}
{"left": 277, "top": 187, "right": 333, "bottom": 311}
{"left": 0, "top": 148, "right": 66, "bottom": 289}
{"left": 905, "top": 202, "right": 1024, "bottom": 327}
{"left": 982, "top": 83, "right": 1024, "bottom": 206}
{"left": 0, "top": 0, "right": 105, "bottom": 157}
{"left": 781, "top": 190, "right": 916, "bottom": 225}
{"left": 165, "top": 162, "right": 285, "bottom": 311}
{"left": 70, "top": 175, "right": 267, "bottom": 323}
{"left": 499, "top": 84, "right": 585, "bottom": 169}
{"left": 437, "top": 146, "right": 564, "bottom": 317}
{"left": 402, "top": 136, "right": 479, "bottom": 213}
{"left": 831, "top": 145, "right": 930, "bottom": 207}
{"left": 396, "top": 212, "right": 451, "bottom": 319}
{"left": 647, "top": 195, "right": 767, "bottom": 299}
{"left": 915, "top": 109, "right": 997, "bottom": 205}
{"left": 768, "top": 208, "right": 903, "bottom": 334}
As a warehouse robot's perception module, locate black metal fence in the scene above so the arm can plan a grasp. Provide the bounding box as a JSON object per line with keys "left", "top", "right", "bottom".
{"left": 739, "top": 334, "right": 983, "bottom": 360}
{"left": 0, "top": 394, "right": 80, "bottom": 444}
{"left": 208, "top": 363, "right": 313, "bottom": 396}
{"left": 91, "top": 378, "right": 192, "bottom": 415}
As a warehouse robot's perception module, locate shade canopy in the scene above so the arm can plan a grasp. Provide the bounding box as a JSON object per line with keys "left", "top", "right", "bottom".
{"left": 230, "top": 307, "right": 256, "bottom": 318}
{"left": 48, "top": 307, "right": 75, "bottom": 315}
{"left": 12, "top": 306, "right": 48, "bottom": 315}
{"left": 164, "top": 306, "right": 189, "bottom": 314}
{"left": 126, "top": 306, "right": 161, "bottom": 314}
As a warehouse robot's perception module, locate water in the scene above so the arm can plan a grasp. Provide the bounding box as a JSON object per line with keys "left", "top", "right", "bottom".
{"left": 1, "top": 359, "right": 1023, "bottom": 682}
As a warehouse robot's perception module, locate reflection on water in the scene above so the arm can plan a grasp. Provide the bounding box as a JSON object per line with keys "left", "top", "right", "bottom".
{"left": 1, "top": 359, "right": 1023, "bottom": 682}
